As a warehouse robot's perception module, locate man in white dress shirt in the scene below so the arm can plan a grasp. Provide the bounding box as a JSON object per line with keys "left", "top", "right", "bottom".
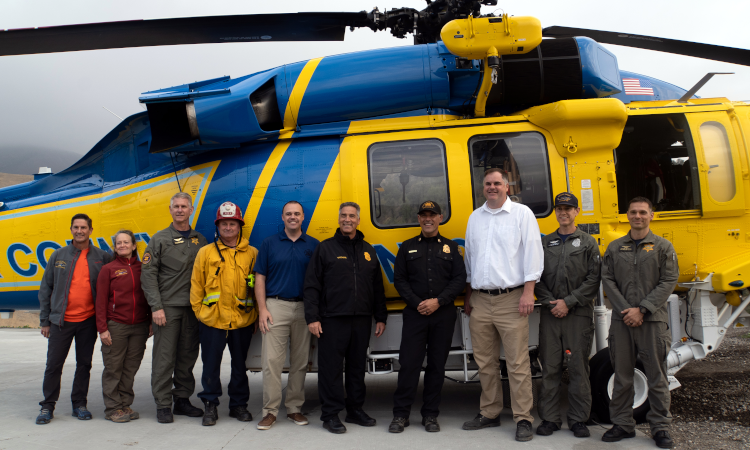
{"left": 462, "top": 168, "right": 544, "bottom": 442}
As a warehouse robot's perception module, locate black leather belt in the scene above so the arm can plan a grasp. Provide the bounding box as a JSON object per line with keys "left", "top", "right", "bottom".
{"left": 270, "top": 296, "right": 302, "bottom": 302}
{"left": 478, "top": 286, "right": 521, "bottom": 296}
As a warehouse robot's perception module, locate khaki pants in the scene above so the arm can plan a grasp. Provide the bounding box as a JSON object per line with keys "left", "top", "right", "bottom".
{"left": 609, "top": 320, "right": 672, "bottom": 433}
{"left": 101, "top": 320, "right": 150, "bottom": 415}
{"left": 261, "top": 299, "right": 310, "bottom": 417}
{"left": 469, "top": 289, "right": 533, "bottom": 423}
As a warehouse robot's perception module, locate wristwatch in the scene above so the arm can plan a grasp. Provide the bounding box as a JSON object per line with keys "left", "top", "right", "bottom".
{"left": 639, "top": 306, "right": 649, "bottom": 315}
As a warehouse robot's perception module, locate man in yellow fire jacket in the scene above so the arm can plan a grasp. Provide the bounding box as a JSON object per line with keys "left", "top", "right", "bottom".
{"left": 190, "top": 202, "right": 258, "bottom": 426}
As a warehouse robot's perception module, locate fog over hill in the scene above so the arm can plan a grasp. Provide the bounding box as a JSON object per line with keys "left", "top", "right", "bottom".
{"left": 0, "top": 146, "right": 84, "bottom": 175}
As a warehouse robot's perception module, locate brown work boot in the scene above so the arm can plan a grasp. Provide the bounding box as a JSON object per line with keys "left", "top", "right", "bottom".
{"left": 257, "top": 413, "right": 276, "bottom": 430}
{"left": 105, "top": 409, "right": 131, "bottom": 423}
{"left": 122, "top": 406, "right": 139, "bottom": 420}
{"left": 287, "top": 412, "right": 309, "bottom": 426}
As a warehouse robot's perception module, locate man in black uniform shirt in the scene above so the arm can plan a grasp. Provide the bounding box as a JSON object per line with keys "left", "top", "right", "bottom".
{"left": 388, "top": 201, "right": 466, "bottom": 433}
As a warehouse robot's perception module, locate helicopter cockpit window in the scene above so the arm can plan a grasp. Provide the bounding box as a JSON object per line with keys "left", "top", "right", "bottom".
{"left": 368, "top": 139, "right": 450, "bottom": 228}
{"left": 614, "top": 114, "right": 700, "bottom": 213}
{"left": 469, "top": 132, "right": 552, "bottom": 216}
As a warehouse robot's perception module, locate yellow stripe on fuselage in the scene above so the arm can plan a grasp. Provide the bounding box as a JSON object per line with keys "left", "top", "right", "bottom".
{"left": 243, "top": 140, "right": 293, "bottom": 236}
{"left": 280, "top": 57, "right": 323, "bottom": 139}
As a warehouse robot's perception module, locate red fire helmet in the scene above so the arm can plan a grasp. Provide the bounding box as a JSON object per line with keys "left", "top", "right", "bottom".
{"left": 215, "top": 202, "right": 245, "bottom": 226}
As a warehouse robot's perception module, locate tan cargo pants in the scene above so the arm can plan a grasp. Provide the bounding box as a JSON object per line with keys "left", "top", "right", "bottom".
{"left": 469, "top": 289, "right": 533, "bottom": 423}
{"left": 261, "top": 299, "right": 311, "bottom": 417}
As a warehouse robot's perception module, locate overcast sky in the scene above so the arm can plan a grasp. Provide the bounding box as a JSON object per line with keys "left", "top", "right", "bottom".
{"left": 2, "top": 0, "right": 749, "bottom": 162}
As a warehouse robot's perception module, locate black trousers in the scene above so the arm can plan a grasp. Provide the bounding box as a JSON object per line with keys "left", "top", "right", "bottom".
{"left": 197, "top": 322, "right": 254, "bottom": 409}
{"left": 39, "top": 315, "right": 98, "bottom": 411}
{"left": 317, "top": 315, "right": 371, "bottom": 421}
{"left": 393, "top": 305, "right": 456, "bottom": 419}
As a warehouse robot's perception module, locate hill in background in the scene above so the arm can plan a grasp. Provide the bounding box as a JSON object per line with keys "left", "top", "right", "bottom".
{"left": 0, "top": 146, "right": 84, "bottom": 175}
{"left": 0, "top": 172, "right": 33, "bottom": 188}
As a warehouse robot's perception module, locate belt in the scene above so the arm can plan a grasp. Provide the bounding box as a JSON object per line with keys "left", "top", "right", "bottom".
{"left": 478, "top": 286, "right": 521, "bottom": 296}
{"left": 270, "top": 296, "right": 302, "bottom": 302}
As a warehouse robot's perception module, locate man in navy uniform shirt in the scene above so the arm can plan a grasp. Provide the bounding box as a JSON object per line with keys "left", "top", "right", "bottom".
{"left": 388, "top": 200, "right": 466, "bottom": 433}
{"left": 254, "top": 201, "right": 320, "bottom": 430}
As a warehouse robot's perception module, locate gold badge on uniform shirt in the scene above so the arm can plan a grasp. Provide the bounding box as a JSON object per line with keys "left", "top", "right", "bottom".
{"left": 364, "top": 252, "right": 371, "bottom": 261}
{"left": 644, "top": 244, "right": 655, "bottom": 252}
{"left": 443, "top": 244, "right": 450, "bottom": 253}
{"left": 191, "top": 237, "right": 199, "bottom": 245}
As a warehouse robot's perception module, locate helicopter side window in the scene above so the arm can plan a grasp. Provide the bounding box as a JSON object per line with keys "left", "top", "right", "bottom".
{"left": 699, "top": 121, "right": 736, "bottom": 203}
{"left": 469, "top": 132, "right": 552, "bottom": 216}
{"left": 614, "top": 114, "right": 700, "bottom": 213}
{"left": 369, "top": 139, "right": 450, "bottom": 228}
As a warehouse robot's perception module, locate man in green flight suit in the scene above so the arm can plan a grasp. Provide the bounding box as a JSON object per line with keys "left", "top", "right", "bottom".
{"left": 141, "top": 192, "right": 208, "bottom": 423}
{"left": 534, "top": 192, "right": 601, "bottom": 439}
{"left": 601, "top": 196, "right": 679, "bottom": 449}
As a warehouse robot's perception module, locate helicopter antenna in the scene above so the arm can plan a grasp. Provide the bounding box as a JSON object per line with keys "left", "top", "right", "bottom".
{"left": 169, "top": 152, "right": 183, "bottom": 192}
{"left": 677, "top": 72, "right": 734, "bottom": 103}
{"left": 101, "top": 106, "right": 123, "bottom": 120}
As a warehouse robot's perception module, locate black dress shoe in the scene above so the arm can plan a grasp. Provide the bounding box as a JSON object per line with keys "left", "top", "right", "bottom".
{"left": 345, "top": 409, "right": 376, "bottom": 427}
{"left": 570, "top": 422, "right": 590, "bottom": 438}
{"left": 174, "top": 397, "right": 204, "bottom": 417}
{"left": 602, "top": 425, "right": 636, "bottom": 442}
{"left": 229, "top": 406, "right": 253, "bottom": 422}
{"left": 422, "top": 416, "right": 440, "bottom": 432}
{"left": 653, "top": 430, "right": 674, "bottom": 449}
{"left": 389, "top": 417, "right": 409, "bottom": 433}
{"left": 202, "top": 402, "right": 218, "bottom": 426}
{"left": 515, "top": 419, "right": 533, "bottom": 442}
{"left": 157, "top": 408, "right": 173, "bottom": 423}
{"left": 536, "top": 420, "right": 560, "bottom": 436}
{"left": 323, "top": 416, "right": 347, "bottom": 434}
{"left": 462, "top": 413, "right": 500, "bottom": 430}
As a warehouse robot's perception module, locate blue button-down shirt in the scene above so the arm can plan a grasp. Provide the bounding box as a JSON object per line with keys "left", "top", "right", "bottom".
{"left": 255, "top": 230, "right": 320, "bottom": 299}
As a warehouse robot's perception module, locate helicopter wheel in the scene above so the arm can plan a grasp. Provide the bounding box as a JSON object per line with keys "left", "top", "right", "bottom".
{"left": 589, "top": 348, "right": 650, "bottom": 424}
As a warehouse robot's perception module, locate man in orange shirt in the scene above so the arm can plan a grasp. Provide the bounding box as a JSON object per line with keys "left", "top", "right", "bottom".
{"left": 36, "top": 213, "right": 112, "bottom": 424}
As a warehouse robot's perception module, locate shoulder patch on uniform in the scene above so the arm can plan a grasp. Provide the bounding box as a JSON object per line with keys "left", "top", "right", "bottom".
{"left": 114, "top": 269, "right": 128, "bottom": 277}
{"left": 619, "top": 244, "right": 633, "bottom": 252}
{"left": 142, "top": 253, "right": 152, "bottom": 264}
{"left": 364, "top": 252, "right": 371, "bottom": 261}
{"left": 547, "top": 239, "right": 561, "bottom": 247}
{"left": 54, "top": 260, "right": 66, "bottom": 269}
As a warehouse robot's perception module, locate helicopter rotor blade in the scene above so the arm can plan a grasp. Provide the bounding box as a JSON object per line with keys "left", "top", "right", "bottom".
{"left": 0, "top": 12, "right": 369, "bottom": 56}
{"left": 543, "top": 26, "right": 750, "bottom": 66}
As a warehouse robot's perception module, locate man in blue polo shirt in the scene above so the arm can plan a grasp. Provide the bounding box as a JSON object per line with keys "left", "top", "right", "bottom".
{"left": 254, "top": 201, "right": 320, "bottom": 430}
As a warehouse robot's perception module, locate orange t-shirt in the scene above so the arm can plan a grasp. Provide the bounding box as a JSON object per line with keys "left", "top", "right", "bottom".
{"left": 64, "top": 248, "right": 95, "bottom": 322}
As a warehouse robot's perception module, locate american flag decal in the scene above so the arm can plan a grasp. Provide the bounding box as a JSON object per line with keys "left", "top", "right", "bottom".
{"left": 622, "top": 78, "right": 654, "bottom": 96}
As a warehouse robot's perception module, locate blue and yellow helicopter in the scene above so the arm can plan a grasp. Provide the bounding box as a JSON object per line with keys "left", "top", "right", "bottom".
{"left": 2, "top": 0, "right": 750, "bottom": 423}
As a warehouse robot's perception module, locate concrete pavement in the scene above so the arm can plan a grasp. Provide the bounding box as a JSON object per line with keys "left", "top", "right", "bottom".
{"left": 0, "top": 328, "right": 656, "bottom": 449}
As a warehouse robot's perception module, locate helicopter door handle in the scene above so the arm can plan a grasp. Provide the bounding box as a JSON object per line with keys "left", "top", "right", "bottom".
{"left": 375, "top": 189, "right": 382, "bottom": 219}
